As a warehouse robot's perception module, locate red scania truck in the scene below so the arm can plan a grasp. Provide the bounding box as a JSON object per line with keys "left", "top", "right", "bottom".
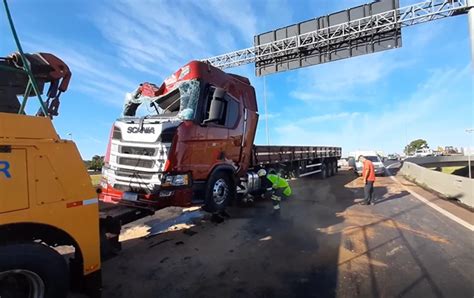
{"left": 100, "top": 61, "right": 341, "bottom": 212}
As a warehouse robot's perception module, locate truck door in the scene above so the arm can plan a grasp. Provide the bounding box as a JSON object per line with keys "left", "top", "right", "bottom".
{"left": 224, "top": 93, "right": 242, "bottom": 165}
{"left": 0, "top": 148, "right": 29, "bottom": 213}
{"left": 202, "top": 86, "right": 229, "bottom": 167}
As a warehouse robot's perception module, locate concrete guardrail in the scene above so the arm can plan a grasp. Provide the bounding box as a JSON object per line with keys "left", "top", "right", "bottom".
{"left": 400, "top": 162, "right": 474, "bottom": 208}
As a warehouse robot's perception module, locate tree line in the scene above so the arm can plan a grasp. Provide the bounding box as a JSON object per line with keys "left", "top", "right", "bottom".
{"left": 84, "top": 155, "right": 104, "bottom": 171}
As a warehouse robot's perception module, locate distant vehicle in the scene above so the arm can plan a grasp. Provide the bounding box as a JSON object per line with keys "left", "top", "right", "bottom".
{"left": 348, "top": 151, "right": 386, "bottom": 176}
{"left": 387, "top": 153, "right": 400, "bottom": 160}
{"left": 442, "top": 146, "right": 462, "bottom": 156}
{"left": 338, "top": 158, "right": 349, "bottom": 167}
{"left": 414, "top": 148, "right": 433, "bottom": 157}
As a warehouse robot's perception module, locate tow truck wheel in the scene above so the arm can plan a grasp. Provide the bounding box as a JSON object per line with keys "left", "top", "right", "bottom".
{"left": 0, "top": 243, "right": 69, "bottom": 298}
{"left": 204, "top": 171, "right": 234, "bottom": 212}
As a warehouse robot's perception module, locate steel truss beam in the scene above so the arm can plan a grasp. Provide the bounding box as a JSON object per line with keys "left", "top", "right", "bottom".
{"left": 202, "top": 0, "right": 472, "bottom": 69}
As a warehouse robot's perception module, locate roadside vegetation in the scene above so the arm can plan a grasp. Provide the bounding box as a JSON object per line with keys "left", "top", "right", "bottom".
{"left": 90, "top": 174, "right": 101, "bottom": 186}
{"left": 430, "top": 166, "right": 472, "bottom": 178}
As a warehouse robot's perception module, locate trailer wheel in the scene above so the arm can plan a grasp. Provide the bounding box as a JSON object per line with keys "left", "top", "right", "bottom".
{"left": 320, "top": 165, "right": 327, "bottom": 179}
{"left": 204, "top": 171, "right": 234, "bottom": 212}
{"left": 0, "top": 243, "right": 69, "bottom": 298}
{"left": 332, "top": 162, "right": 338, "bottom": 175}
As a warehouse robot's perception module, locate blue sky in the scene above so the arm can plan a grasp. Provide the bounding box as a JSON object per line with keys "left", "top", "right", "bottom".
{"left": 1, "top": 0, "right": 472, "bottom": 159}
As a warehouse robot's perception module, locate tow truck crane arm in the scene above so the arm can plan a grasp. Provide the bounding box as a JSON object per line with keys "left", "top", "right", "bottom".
{"left": 0, "top": 52, "right": 71, "bottom": 116}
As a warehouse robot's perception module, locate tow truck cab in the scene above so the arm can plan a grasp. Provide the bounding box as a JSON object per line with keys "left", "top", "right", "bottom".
{"left": 100, "top": 61, "right": 258, "bottom": 208}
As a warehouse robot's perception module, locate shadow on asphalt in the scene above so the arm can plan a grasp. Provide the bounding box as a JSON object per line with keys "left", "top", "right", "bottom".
{"left": 374, "top": 190, "right": 410, "bottom": 205}
{"left": 214, "top": 171, "right": 398, "bottom": 297}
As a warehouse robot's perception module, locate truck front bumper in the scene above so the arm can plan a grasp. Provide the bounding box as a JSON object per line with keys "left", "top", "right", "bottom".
{"left": 99, "top": 184, "right": 193, "bottom": 209}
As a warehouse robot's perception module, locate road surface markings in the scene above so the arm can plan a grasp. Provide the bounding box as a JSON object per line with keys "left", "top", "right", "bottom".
{"left": 386, "top": 163, "right": 474, "bottom": 231}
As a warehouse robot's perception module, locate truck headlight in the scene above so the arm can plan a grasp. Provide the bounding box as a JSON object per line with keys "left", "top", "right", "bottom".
{"left": 163, "top": 174, "right": 190, "bottom": 186}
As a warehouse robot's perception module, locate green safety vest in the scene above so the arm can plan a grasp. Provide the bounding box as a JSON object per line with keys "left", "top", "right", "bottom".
{"left": 266, "top": 174, "right": 292, "bottom": 197}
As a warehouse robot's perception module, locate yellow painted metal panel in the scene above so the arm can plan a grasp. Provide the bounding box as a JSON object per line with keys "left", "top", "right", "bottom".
{"left": 0, "top": 113, "right": 101, "bottom": 276}
{"left": 0, "top": 113, "right": 58, "bottom": 140}
{"left": 34, "top": 155, "right": 65, "bottom": 205}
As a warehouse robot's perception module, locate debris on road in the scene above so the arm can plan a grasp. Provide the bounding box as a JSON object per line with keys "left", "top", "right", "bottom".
{"left": 148, "top": 239, "right": 172, "bottom": 249}
{"left": 118, "top": 207, "right": 206, "bottom": 241}
{"left": 183, "top": 229, "right": 198, "bottom": 236}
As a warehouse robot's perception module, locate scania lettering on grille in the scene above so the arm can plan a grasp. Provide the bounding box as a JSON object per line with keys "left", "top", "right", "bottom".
{"left": 127, "top": 127, "right": 155, "bottom": 134}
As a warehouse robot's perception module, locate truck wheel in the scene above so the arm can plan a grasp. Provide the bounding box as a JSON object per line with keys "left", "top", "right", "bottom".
{"left": 333, "top": 162, "right": 338, "bottom": 175}
{"left": 204, "top": 171, "right": 234, "bottom": 212}
{"left": 0, "top": 243, "right": 69, "bottom": 298}
{"left": 320, "top": 166, "right": 327, "bottom": 179}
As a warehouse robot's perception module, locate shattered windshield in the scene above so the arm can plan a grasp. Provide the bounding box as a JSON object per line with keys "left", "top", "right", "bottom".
{"left": 153, "top": 79, "right": 200, "bottom": 120}
{"left": 123, "top": 79, "right": 200, "bottom": 120}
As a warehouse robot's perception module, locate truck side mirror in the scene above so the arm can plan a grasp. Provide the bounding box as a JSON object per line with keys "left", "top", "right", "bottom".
{"left": 204, "top": 88, "right": 226, "bottom": 124}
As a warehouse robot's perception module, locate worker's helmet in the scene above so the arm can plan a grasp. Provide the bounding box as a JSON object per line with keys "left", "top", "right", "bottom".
{"left": 257, "top": 169, "right": 267, "bottom": 177}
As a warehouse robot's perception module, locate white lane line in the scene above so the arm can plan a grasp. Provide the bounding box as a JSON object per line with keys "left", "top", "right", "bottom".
{"left": 386, "top": 164, "right": 474, "bottom": 231}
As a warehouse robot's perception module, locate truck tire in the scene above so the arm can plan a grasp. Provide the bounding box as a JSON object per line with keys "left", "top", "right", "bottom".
{"left": 320, "top": 165, "right": 327, "bottom": 179}
{"left": 328, "top": 162, "right": 334, "bottom": 177}
{"left": 333, "top": 162, "right": 338, "bottom": 175}
{"left": 0, "top": 243, "right": 69, "bottom": 298}
{"left": 204, "top": 171, "right": 234, "bottom": 212}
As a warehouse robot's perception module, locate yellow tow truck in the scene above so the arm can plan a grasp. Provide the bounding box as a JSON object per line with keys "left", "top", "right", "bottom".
{"left": 0, "top": 49, "right": 153, "bottom": 297}
{"left": 0, "top": 1, "right": 104, "bottom": 296}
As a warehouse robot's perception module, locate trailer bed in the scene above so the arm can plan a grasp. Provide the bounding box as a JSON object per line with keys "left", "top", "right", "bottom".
{"left": 251, "top": 145, "right": 341, "bottom": 166}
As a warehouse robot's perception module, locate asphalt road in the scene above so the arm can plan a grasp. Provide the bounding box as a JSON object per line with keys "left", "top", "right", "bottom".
{"left": 99, "top": 169, "right": 474, "bottom": 298}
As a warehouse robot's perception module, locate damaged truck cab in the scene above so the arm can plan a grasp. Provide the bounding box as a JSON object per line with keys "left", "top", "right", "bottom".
{"left": 100, "top": 61, "right": 258, "bottom": 211}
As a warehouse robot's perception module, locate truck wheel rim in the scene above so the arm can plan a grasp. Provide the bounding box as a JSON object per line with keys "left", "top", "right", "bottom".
{"left": 212, "top": 178, "right": 229, "bottom": 205}
{"left": 0, "top": 269, "right": 45, "bottom": 298}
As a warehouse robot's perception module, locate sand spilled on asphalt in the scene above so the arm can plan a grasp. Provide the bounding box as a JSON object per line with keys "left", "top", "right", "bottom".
{"left": 119, "top": 206, "right": 202, "bottom": 242}
{"left": 335, "top": 210, "right": 449, "bottom": 244}
{"left": 318, "top": 210, "right": 449, "bottom": 243}
{"left": 316, "top": 209, "right": 449, "bottom": 272}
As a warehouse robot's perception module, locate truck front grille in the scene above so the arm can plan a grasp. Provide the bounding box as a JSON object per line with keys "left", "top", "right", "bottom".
{"left": 121, "top": 146, "right": 156, "bottom": 156}
{"left": 118, "top": 157, "right": 154, "bottom": 168}
{"left": 115, "top": 170, "right": 154, "bottom": 180}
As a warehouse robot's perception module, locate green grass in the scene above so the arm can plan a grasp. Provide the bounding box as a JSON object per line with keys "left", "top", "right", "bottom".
{"left": 430, "top": 166, "right": 464, "bottom": 174}
{"left": 90, "top": 174, "right": 102, "bottom": 186}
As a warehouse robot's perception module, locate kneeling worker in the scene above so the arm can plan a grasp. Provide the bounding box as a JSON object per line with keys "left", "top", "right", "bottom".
{"left": 257, "top": 169, "right": 292, "bottom": 210}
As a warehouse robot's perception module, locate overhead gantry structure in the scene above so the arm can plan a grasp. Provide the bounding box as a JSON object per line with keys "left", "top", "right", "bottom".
{"left": 203, "top": 0, "right": 472, "bottom": 70}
